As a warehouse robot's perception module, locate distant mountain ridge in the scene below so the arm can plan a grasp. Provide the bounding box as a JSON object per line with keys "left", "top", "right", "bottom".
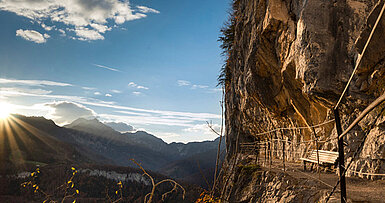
{"left": 65, "top": 117, "right": 223, "bottom": 160}
{"left": 65, "top": 118, "right": 121, "bottom": 140}
{"left": 104, "top": 121, "right": 134, "bottom": 132}
{"left": 63, "top": 118, "right": 225, "bottom": 188}
{"left": 0, "top": 115, "right": 104, "bottom": 173}
{"left": 2, "top": 115, "right": 224, "bottom": 187}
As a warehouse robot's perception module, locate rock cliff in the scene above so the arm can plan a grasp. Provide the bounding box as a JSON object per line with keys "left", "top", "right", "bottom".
{"left": 219, "top": 0, "right": 385, "bottom": 201}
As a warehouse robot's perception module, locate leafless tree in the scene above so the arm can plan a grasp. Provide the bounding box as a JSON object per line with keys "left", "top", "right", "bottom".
{"left": 130, "top": 159, "right": 185, "bottom": 203}
{"left": 207, "top": 87, "right": 225, "bottom": 195}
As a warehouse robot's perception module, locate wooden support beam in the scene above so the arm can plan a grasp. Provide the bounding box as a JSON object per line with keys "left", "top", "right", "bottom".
{"left": 334, "top": 108, "right": 347, "bottom": 203}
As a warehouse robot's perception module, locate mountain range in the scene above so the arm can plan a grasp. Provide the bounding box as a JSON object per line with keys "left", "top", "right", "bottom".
{"left": 1, "top": 114, "right": 225, "bottom": 188}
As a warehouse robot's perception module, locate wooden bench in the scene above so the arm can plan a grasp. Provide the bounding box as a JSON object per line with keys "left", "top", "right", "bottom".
{"left": 240, "top": 143, "right": 258, "bottom": 154}
{"left": 300, "top": 150, "right": 339, "bottom": 171}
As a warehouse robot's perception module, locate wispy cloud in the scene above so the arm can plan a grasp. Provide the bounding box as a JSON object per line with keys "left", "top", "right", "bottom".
{"left": 211, "top": 88, "right": 222, "bottom": 92}
{"left": 77, "top": 96, "right": 220, "bottom": 127}
{"left": 115, "top": 110, "right": 152, "bottom": 117}
{"left": 132, "top": 91, "right": 142, "bottom": 95}
{"left": 128, "top": 82, "right": 149, "bottom": 90}
{"left": 137, "top": 86, "right": 148, "bottom": 89}
{"left": 110, "top": 90, "right": 121, "bottom": 93}
{"left": 0, "top": 78, "right": 72, "bottom": 87}
{"left": 205, "top": 87, "right": 223, "bottom": 94}
{"left": 105, "top": 93, "right": 112, "bottom": 97}
{"left": 0, "top": 88, "right": 220, "bottom": 120}
{"left": 0, "top": 89, "right": 86, "bottom": 103}
{"left": 94, "top": 92, "right": 101, "bottom": 95}
{"left": 90, "top": 103, "right": 221, "bottom": 121}
{"left": 0, "top": 0, "right": 159, "bottom": 41}
{"left": 93, "top": 64, "right": 121, "bottom": 72}
{"left": 82, "top": 86, "right": 96, "bottom": 90}
{"left": 191, "top": 84, "right": 208, "bottom": 89}
{"left": 99, "top": 113, "right": 194, "bottom": 127}
{"left": 177, "top": 80, "right": 191, "bottom": 86}
{"left": 136, "top": 6, "right": 160, "bottom": 14}
{"left": 16, "top": 29, "right": 49, "bottom": 43}
{"left": 177, "top": 80, "right": 210, "bottom": 90}
{"left": 0, "top": 87, "right": 52, "bottom": 95}
{"left": 184, "top": 124, "right": 221, "bottom": 135}
{"left": 0, "top": 87, "right": 220, "bottom": 128}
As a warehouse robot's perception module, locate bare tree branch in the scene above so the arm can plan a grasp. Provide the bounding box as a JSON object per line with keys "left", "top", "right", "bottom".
{"left": 196, "top": 160, "right": 210, "bottom": 189}
{"left": 130, "top": 159, "right": 185, "bottom": 203}
{"left": 210, "top": 87, "right": 225, "bottom": 195}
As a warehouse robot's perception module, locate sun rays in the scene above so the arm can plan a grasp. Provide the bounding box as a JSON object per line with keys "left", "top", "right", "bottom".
{"left": 0, "top": 114, "right": 60, "bottom": 170}
{"left": 0, "top": 102, "right": 13, "bottom": 119}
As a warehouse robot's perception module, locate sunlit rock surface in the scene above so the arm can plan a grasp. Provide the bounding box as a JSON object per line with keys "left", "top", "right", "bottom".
{"left": 221, "top": 0, "right": 385, "bottom": 201}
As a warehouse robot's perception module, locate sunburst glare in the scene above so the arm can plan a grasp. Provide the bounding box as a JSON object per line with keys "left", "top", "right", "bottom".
{"left": 0, "top": 102, "right": 13, "bottom": 119}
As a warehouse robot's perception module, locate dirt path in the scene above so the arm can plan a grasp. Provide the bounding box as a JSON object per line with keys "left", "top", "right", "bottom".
{"left": 258, "top": 159, "right": 385, "bottom": 202}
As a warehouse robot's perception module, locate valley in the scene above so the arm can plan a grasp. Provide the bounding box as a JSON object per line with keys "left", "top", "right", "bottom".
{"left": 0, "top": 114, "right": 224, "bottom": 202}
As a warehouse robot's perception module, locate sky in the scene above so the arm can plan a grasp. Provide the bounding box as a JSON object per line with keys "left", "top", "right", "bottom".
{"left": 0, "top": 0, "right": 230, "bottom": 143}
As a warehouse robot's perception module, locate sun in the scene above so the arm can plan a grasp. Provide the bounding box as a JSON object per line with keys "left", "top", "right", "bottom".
{"left": 0, "top": 102, "right": 13, "bottom": 119}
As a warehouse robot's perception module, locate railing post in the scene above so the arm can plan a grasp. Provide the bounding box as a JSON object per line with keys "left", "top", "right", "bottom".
{"left": 254, "top": 142, "right": 258, "bottom": 165}
{"left": 334, "top": 108, "right": 347, "bottom": 203}
{"left": 312, "top": 127, "right": 320, "bottom": 179}
{"left": 281, "top": 130, "right": 286, "bottom": 172}
{"left": 268, "top": 141, "right": 271, "bottom": 170}
{"left": 269, "top": 133, "right": 272, "bottom": 170}
{"left": 264, "top": 142, "right": 267, "bottom": 167}
{"left": 291, "top": 133, "right": 294, "bottom": 161}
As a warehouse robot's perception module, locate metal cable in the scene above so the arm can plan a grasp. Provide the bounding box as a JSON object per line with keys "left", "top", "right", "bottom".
{"left": 325, "top": 104, "right": 385, "bottom": 202}
{"left": 335, "top": 1, "right": 385, "bottom": 108}
{"left": 251, "top": 119, "right": 335, "bottom": 137}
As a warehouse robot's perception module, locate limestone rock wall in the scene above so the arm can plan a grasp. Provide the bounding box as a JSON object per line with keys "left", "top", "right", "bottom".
{"left": 223, "top": 0, "right": 385, "bottom": 189}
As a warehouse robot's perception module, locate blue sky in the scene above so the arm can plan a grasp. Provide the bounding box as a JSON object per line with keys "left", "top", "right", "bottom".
{"left": 0, "top": 0, "right": 229, "bottom": 143}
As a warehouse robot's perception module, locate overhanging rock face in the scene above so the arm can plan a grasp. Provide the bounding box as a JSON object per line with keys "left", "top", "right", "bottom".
{"left": 223, "top": 0, "right": 385, "bottom": 190}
